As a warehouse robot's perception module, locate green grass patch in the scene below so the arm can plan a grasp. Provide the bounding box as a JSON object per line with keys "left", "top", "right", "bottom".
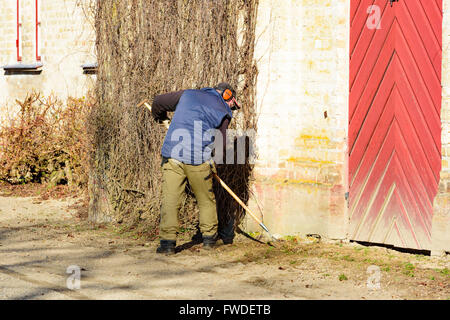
{"left": 338, "top": 274, "right": 348, "bottom": 281}
{"left": 381, "top": 266, "right": 390, "bottom": 272}
{"left": 248, "top": 232, "right": 261, "bottom": 238}
{"left": 403, "top": 262, "right": 415, "bottom": 277}
{"left": 283, "top": 235, "right": 300, "bottom": 243}
{"left": 342, "top": 255, "right": 355, "bottom": 262}
{"left": 439, "top": 268, "right": 449, "bottom": 276}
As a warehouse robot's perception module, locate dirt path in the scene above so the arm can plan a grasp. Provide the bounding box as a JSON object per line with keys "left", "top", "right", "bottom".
{"left": 0, "top": 195, "right": 448, "bottom": 300}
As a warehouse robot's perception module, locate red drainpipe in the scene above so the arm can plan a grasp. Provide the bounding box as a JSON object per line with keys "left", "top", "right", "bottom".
{"left": 36, "top": 0, "right": 41, "bottom": 61}
{"left": 16, "top": 0, "right": 21, "bottom": 61}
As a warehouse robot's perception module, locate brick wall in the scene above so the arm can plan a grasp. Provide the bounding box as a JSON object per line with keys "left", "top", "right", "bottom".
{"left": 0, "top": 2, "right": 17, "bottom": 66}
{"left": 248, "top": 0, "right": 349, "bottom": 239}
{"left": 0, "top": 0, "right": 95, "bottom": 122}
{"left": 431, "top": 0, "right": 450, "bottom": 255}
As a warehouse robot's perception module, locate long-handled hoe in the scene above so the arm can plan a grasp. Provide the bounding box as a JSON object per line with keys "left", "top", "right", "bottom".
{"left": 212, "top": 172, "right": 279, "bottom": 247}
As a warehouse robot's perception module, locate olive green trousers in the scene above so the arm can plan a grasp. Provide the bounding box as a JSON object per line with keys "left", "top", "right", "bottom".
{"left": 159, "top": 158, "right": 218, "bottom": 241}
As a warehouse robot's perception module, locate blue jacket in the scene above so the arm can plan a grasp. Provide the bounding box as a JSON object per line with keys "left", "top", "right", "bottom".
{"left": 161, "top": 88, "right": 232, "bottom": 164}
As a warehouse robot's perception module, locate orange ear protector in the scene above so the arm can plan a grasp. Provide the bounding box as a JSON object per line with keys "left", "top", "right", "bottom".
{"left": 222, "top": 88, "right": 233, "bottom": 101}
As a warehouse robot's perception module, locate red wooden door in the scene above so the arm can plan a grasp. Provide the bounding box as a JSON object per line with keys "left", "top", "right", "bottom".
{"left": 349, "top": 0, "right": 442, "bottom": 250}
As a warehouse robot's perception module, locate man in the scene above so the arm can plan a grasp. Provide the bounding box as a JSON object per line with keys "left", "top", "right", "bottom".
{"left": 151, "top": 82, "right": 240, "bottom": 254}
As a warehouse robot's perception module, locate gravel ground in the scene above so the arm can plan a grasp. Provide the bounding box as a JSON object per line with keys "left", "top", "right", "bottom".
{"left": 0, "top": 195, "right": 448, "bottom": 300}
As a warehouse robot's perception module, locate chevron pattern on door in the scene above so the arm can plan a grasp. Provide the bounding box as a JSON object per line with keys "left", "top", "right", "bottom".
{"left": 349, "top": 0, "right": 442, "bottom": 250}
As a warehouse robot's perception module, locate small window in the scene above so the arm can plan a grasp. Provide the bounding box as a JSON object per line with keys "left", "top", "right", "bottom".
{"left": 4, "top": 0, "right": 43, "bottom": 74}
{"left": 81, "top": 62, "right": 98, "bottom": 74}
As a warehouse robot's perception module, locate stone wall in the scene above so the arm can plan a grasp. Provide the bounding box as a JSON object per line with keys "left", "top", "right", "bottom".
{"left": 0, "top": 0, "right": 95, "bottom": 123}
{"left": 248, "top": 0, "right": 349, "bottom": 240}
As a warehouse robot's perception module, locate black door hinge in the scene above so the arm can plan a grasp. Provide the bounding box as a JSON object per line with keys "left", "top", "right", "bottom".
{"left": 390, "top": 0, "right": 399, "bottom": 7}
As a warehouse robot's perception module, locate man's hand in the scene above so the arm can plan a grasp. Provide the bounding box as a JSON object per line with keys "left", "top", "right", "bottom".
{"left": 161, "top": 120, "right": 170, "bottom": 129}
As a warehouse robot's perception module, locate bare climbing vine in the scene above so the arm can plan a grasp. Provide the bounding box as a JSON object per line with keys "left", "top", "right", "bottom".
{"left": 89, "top": 0, "right": 259, "bottom": 238}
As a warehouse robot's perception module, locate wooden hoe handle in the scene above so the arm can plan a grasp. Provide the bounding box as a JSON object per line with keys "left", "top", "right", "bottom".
{"left": 212, "top": 173, "right": 268, "bottom": 232}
